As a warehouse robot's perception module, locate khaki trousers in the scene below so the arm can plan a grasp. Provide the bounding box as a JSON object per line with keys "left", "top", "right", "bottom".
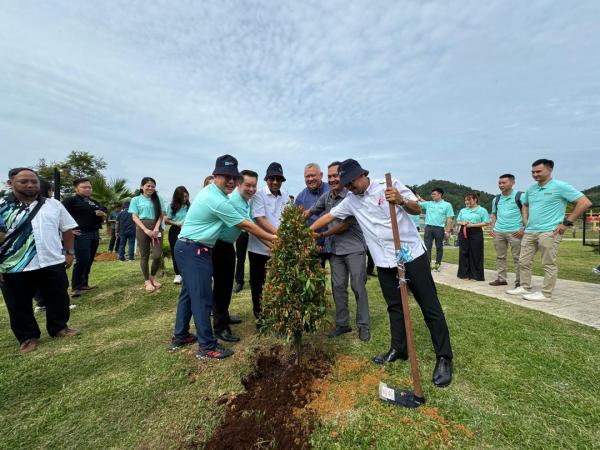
{"left": 493, "top": 232, "right": 522, "bottom": 284}
{"left": 519, "top": 232, "right": 562, "bottom": 297}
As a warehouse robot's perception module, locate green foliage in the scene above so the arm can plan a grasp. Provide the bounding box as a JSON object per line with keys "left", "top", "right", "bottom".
{"left": 89, "top": 176, "right": 133, "bottom": 210}
{"left": 36, "top": 150, "right": 107, "bottom": 196}
{"left": 260, "top": 204, "right": 327, "bottom": 362}
{"left": 416, "top": 179, "right": 495, "bottom": 213}
{"left": 583, "top": 185, "right": 600, "bottom": 207}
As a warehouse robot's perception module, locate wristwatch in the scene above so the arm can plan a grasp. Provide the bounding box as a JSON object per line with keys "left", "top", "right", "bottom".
{"left": 562, "top": 219, "right": 574, "bottom": 227}
{"left": 64, "top": 249, "right": 75, "bottom": 255}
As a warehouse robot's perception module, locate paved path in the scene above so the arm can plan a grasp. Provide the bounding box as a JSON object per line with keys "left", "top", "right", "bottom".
{"left": 432, "top": 263, "right": 600, "bottom": 329}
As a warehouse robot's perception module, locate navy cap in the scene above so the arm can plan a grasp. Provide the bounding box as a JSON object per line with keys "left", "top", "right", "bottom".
{"left": 339, "top": 159, "right": 369, "bottom": 186}
{"left": 213, "top": 154, "right": 241, "bottom": 177}
{"left": 264, "top": 162, "right": 286, "bottom": 181}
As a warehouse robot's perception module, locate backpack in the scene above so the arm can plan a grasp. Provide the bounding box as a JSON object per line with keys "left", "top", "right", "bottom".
{"left": 493, "top": 191, "right": 523, "bottom": 212}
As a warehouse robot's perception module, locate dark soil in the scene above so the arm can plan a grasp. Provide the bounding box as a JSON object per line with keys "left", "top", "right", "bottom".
{"left": 204, "top": 346, "right": 332, "bottom": 450}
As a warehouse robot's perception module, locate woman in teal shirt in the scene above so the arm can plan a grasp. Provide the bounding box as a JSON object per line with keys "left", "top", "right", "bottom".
{"left": 165, "top": 186, "right": 190, "bottom": 284}
{"left": 130, "top": 176, "right": 167, "bottom": 292}
{"left": 456, "top": 192, "right": 490, "bottom": 281}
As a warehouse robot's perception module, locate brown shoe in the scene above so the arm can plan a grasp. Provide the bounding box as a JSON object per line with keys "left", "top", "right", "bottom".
{"left": 80, "top": 285, "right": 97, "bottom": 291}
{"left": 489, "top": 279, "right": 508, "bottom": 286}
{"left": 54, "top": 327, "right": 80, "bottom": 338}
{"left": 71, "top": 289, "right": 83, "bottom": 297}
{"left": 20, "top": 338, "right": 39, "bottom": 353}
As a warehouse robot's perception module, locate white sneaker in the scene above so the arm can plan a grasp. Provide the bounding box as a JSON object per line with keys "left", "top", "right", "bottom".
{"left": 69, "top": 304, "right": 77, "bottom": 310}
{"left": 34, "top": 306, "right": 46, "bottom": 314}
{"left": 173, "top": 275, "right": 182, "bottom": 284}
{"left": 593, "top": 267, "right": 600, "bottom": 275}
{"left": 522, "top": 291, "right": 551, "bottom": 301}
{"left": 506, "top": 286, "right": 530, "bottom": 295}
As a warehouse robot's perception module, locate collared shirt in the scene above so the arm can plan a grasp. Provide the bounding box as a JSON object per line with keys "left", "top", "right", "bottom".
{"left": 62, "top": 195, "right": 106, "bottom": 232}
{"left": 167, "top": 204, "right": 188, "bottom": 224}
{"left": 219, "top": 190, "right": 251, "bottom": 243}
{"left": 410, "top": 214, "right": 421, "bottom": 229}
{"left": 419, "top": 200, "right": 454, "bottom": 227}
{"left": 311, "top": 188, "right": 366, "bottom": 255}
{"left": 523, "top": 179, "right": 583, "bottom": 232}
{"left": 456, "top": 206, "right": 490, "bottom": 224}
{"left": 116, "top": 208, "right": 136, "bottom": 236}
{"left": 295, "top": 182, "right": 331, "bottom": 252}
{"left": 330, "top": 179, "right": 425, "bottom": 268}
{"left": 248, "top": 185, "right": 288, "bottom": 256}
{"left": 178, "top": 183, "right": 246, "bottom": 247}
{"left": 0, "top": 196, "right": 78, "bottom": 272}
{"left": 491, "top": 191, "right": 524, "bottom": 232}
{"left": 129, "top": 194, "right": 166, "bottom": 220}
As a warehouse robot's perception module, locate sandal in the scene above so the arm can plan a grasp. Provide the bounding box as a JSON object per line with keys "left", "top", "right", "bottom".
{"left": 145, "top": 281, "right": 156, "bottom": 292}
{"left": 150, "top": 277, "right": 162, "bottom": 289}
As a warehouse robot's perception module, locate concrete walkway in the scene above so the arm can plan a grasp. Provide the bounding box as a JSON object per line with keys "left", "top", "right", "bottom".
{"left": 432, "top": 263, "right": 600, "bottom": 329}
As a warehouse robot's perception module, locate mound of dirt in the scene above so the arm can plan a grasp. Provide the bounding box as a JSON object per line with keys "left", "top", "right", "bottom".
{"left": 204, "top": 346, "right": 332, "bottom": 450}
{"left": 95, "top": 252, "right": 118, "bottom": 261}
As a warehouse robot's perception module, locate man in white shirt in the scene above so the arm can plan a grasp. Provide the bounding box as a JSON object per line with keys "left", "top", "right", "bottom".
{"left": 247, "top": 162, "right": 289, "bottom": 320}
{"left": 310, "top": 159, "right": 453, "bottom": 387}
{"left": 0, "top": 168, "right": 80, "bottom": 354}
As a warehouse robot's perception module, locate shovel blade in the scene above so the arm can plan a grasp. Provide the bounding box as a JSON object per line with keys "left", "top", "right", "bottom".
{"left": 379, "top": 382, "right": 426, "bottom": 408}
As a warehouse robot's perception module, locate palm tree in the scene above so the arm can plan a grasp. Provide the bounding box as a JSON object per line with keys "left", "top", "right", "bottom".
{"left": 89, "top": 176, "right": 134, "bottom": 209}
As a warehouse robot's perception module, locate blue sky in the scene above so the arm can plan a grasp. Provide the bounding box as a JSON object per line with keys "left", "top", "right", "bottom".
{"left": 1, "top": 1, "right": 599, "bottom": 199}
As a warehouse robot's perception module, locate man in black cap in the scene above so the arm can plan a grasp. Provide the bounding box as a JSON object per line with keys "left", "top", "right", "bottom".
{"left": 171, "top": 155, "right": 276, "bottom": 360}
{"left": 310, "top": 159, "right": 453, "bottom": 387}
{"left": 247, "top": 162, "right": 288, "bottom": 320}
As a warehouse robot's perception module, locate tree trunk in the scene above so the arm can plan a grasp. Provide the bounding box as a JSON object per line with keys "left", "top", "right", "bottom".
{"left": 293, "top": 332, "right": 302, "bottom": 366}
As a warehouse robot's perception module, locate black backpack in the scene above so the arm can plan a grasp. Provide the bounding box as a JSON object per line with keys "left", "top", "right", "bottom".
{"left": 493, "top": 191, "right": 523, "bottom": 212}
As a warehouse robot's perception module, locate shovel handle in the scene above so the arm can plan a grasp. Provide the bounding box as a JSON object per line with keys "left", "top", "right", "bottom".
{"left": 385, "top": 174, "right": 424, "bottom": 398}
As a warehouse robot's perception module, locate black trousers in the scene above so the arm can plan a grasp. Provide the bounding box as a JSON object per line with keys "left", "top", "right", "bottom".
{"left": 457, "top": 226, "right": 485, "bottom": 281}
{"left": 366, "top": 250, "right": 375, "bottom": 274}
{"left": 108, "top": 228, "right": 120, "bottom": 252}
{"left": 234, "top": 232, "right": 248, "bottom": 285}
{"left": 377, "top": 253, "right": 453, "bottom": 359}
{"left": 424, "top": 225, "right": 445, "bottom": 265}
{"left": 168, "top": 225, "right": 182, "bottom": 275}
{"left": 72, "top": 231, "right": 100, "bottom": 289}
{"left": 1, "top": 263, "right": 71, "bottom": 343}
{"left": 212, "top": 240, "right": 236, "bottom": 333}
{"left": 248, "top": 251, "right": 270, "bottom": 318}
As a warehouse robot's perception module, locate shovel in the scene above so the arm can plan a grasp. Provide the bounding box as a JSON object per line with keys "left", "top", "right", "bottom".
{"left": 378, "top": 173, "right": 426, "bottom": 408}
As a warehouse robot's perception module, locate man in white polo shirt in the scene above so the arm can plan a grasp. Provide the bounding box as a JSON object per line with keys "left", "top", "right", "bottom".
{"left": 310, "top": 159, "right": 453, "bottom": 387}
{"left": 0, "top": 168, "right": 79, "bottom": 354}
{"left": 247, "top": 162, "right": 289, "bottom": 320}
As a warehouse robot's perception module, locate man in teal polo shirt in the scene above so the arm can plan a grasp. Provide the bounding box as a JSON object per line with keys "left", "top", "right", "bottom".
{"left": 489, "top": 174, "right": 525, "bottom": 287}
{"left": 507, "top": 159, "right": 591, "bottom": 301}
{"left": 211, "top": 170, "right": 258, "bottom": 343}
{"left": 417, "top": 188, "right": 454, "bottom": 271}
{"left": 170, "top": 156, "right": 275, "bottom": 360}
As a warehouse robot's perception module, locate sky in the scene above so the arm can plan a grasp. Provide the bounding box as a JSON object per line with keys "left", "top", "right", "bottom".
{"left": 1, "top": 0, "right": 599, "bottom": 199}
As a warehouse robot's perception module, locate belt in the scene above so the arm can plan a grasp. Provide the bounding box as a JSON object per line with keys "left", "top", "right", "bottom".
{"left": 179, "top": 237, "right": 211, "bottom": 248}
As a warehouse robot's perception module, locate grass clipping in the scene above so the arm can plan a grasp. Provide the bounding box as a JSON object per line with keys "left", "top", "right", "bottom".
{"left": 259, "top": 204, "right": 327, "bottom": 364}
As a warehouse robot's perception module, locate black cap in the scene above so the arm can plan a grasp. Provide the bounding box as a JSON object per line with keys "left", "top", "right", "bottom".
{"left": 213, "top": 154, "right": 241, "bottom": 177}
{"left": 339, "top": 159, "right": 369, "bottom": 186}
{"left": 264, "top": 162, "right": 286, "bottom": 181}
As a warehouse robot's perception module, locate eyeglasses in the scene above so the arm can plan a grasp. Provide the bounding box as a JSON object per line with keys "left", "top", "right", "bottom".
{"left": 222, "top": 175, "right": 238, "bottom": 181}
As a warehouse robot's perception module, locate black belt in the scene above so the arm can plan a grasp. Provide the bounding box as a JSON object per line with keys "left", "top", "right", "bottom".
{"left": 179, "top": 237, "right": 211, "bottom": 249}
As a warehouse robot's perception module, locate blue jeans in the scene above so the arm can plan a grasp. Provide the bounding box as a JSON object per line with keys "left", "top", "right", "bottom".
{"left": 72, "top": 231, "right": 100, "bottom": 289}
{"left": 173, "top": 239, "right": 217, "bottom": 349}
{"left": 118, "top": 233, "right": 136, "bottom": 261}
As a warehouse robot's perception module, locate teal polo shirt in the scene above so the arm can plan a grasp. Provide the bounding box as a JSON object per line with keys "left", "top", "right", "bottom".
{"left": 178, "top": 183, "right": 246, "bottom": 247}
{"left": 129, "top": 195, "right": 166, "bottom": 220}
{"left": 456, "top": 206, "right": 490, "bottom": 224}
{"left": 167, "top": 204, "right": 188, "bottom": 224}
{"left": 492, "top": 191, "right": 524, "bottom": 232}
{"left": 524, "top": 179, "right": 583, "bottom": 232}
{"left": 420, "top": 200, "right": 454, "bottom": 227}
{"left": 218, "top": 190, "right": 251, "bottom": 243}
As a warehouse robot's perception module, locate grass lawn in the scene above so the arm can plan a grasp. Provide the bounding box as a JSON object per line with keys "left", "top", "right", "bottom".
{"left": 439, "top": 238, "right": 600, "bottom": 284}
{"left": 1, "top": 246, "right": 599, "bottom": 449}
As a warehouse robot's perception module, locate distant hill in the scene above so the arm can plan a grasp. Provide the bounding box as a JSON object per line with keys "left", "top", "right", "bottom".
{"left": 413, "top": 179, "right": 495, "bottom": 213}
{"left": 583, "top": 185, "right": 600, "bottom": 207}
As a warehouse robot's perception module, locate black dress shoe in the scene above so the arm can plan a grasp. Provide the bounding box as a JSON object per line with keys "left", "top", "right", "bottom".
{"left": 432, "top": 356, "right": 452, "bottom": 387}
{"left": 358, "top": 327, "right": 371, "bottom": 342}
{"left": 228, "top": 314, "right": 242, "bottom": 325}
{"left": 327, "top": 326, "right": 352, "bottom": 338}
{"left": 215, "top": 329, "right": 240, "bottom": 343}
{"left": 372, "top": 348, "right": 407, "bottom": 365}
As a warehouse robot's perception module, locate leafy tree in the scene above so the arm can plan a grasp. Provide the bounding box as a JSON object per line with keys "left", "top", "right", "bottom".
{"left": 89, "top": 176, "right": 133, "bottom": 210}
{"left": 416, "top": 179, "right": 494, "bottom": 213}
{"left": 36, "top": 150, "right": 107, "bottom": 196}
{"left": 260, "top": 204, "right": 328, "bottom": 364}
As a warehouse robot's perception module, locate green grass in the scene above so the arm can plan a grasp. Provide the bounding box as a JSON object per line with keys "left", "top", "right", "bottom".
{"left": 438, "top": 238, "right": 600, "bottom": 284}
{"left": 1, "top": 246, "right": 599, "bottom": 449}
